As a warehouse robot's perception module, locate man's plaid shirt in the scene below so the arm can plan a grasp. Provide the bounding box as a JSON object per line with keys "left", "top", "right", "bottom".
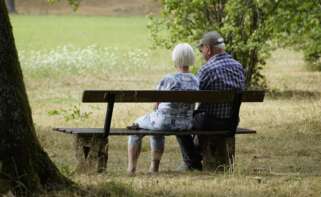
{"left": 196, "top": 52, "right": 245, "bottom": 118}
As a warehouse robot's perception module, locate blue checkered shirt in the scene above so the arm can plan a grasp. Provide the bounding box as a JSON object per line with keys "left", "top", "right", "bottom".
{"left": 196, "top": 52, "right": 245, "bottom": 118}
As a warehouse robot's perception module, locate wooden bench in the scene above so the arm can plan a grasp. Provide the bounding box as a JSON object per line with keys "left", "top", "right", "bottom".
{"left": 54, "top": 90, "right": 265, "bottom": 173}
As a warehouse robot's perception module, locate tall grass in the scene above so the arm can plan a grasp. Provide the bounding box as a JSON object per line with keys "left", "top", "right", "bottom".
{"left": 19, "top": 45, "right": 153, "bottom": 77}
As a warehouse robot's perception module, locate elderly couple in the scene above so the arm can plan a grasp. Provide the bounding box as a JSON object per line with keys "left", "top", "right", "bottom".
{"left": 127, "top": 31, "right": 245, "bottom": 175}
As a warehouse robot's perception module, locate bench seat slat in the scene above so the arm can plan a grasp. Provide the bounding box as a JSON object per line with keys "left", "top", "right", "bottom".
{"left": 53, "top": 127, "right": 256, "bottom": 136}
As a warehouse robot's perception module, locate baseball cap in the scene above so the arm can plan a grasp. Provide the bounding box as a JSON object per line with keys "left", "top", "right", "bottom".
{"left": 197, "top": 31, "right": 224, "bottom": 48}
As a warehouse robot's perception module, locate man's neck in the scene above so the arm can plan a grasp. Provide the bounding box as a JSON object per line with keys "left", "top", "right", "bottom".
{"left": 213, "top": 50, "right": 225, "bottom": 57}
{"left": 207, "top": 51, "right": 225, "bottom": 62}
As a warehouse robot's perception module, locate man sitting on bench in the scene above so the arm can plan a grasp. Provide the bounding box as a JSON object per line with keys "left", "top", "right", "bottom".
{"left": 127, "top": 43, "right": 199, "bottom": 175}
{"left": 176, "top": 31, "right": 245, "bottom": 171}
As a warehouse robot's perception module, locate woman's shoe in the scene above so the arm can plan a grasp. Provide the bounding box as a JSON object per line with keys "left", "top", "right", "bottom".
{"left": 127, "top": 123, "right": 140, "bottom": 130}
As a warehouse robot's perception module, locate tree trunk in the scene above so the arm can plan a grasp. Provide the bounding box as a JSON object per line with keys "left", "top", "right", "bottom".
{"left": 5, "top": 0, "right": 16, "bottom": 13}
{"left": 0, "top": 0, "right": 71, "bottom": 195}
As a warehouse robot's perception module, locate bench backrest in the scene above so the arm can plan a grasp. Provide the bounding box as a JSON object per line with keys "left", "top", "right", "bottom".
{"left": 81, "top": 90, "right": 265, "bottom": 138}
{"left": 82, "top": 90, "right": 265, "bottom": 103}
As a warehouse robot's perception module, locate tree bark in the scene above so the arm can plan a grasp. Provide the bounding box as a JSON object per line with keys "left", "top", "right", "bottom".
{"left": 5, "top": 0, "right": 16, "bottom": 13}
{"left": 0, "top": 0, "right": 71, "bottom": 195}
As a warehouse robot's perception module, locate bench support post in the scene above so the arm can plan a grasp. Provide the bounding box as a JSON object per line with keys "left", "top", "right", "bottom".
{"left": 74, "top": 134, "right": 108, "bottom": 173}
{"left": 201, "top": 92, "right": 241, "bottom": 171}
{"left": 201, "top": 136, "right": 235, "bottom": 171}
{"left": 101, "top": 93, "right": 115, "bottom": 172}
{"left": 74, "top": 94, "right": 115, "bottom": 173}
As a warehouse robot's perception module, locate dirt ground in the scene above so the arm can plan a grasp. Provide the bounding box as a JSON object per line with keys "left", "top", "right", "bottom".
{"left": 15, "top": 0, "right": 160, "bottom": 16}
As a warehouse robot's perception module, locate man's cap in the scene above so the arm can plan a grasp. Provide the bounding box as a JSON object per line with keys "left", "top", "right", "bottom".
{"left": 197, "top": 31, "right": 224, "bottom": 48}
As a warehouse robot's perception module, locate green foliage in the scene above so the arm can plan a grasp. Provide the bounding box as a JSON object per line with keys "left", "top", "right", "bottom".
{"left": 48, "top": 0, "right": 80, "bottom": 11}
{"left": 221, "top": 0, "right": 279, "bottom": 88}
{"left": 48, "top": 105, "right": 92, "bottom": 122}
{"left": 148, "top": 0, "right": 281, "bottom": 88}
{"left": 148, "top": 0, "right": 321, "bottom": 87}
{"left": 274, "top": 0, "right": 321, "bottom": 71}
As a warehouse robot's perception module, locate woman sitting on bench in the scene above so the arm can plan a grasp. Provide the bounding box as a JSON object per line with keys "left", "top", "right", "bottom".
{"left": 127, "top": 43, "right": 199, "bottom": 175}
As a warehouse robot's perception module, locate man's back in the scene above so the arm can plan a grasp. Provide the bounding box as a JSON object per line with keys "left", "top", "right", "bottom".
{"left": 197, "top": 52, "right": 245, "bottom": 118}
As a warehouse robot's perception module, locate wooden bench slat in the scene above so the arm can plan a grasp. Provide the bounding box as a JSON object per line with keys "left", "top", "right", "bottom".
{"left": 53, "top": 127, "right": 256, "bottom": 136}
{"left": 242, "top": 90, "right": 265, "bottom": 102}
{"left": 82, "top": 90, "right": 265, "bottom": 103}
{"left": 83, "top": 90, "right": 235, "bottom": 103}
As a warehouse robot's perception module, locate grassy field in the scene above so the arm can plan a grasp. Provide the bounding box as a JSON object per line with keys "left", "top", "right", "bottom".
{"left": 11, "top": 15, "right": 321, "bottom": 196}
{"left": 13, "top": 15, "right": 153, "bottom": 50}
{"left": 14, "top": 0, "right": 160, "bottom": 16}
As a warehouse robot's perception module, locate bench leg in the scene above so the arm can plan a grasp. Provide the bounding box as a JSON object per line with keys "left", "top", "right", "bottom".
{"left": 199, "top": 135, "right": 235, "bottom": 171}
{"left": 74, "top": 135, "right": 108, "bottom": 173}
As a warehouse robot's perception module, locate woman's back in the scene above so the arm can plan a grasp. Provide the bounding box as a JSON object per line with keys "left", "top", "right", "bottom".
{"left": 156, "top": 72, "right": 199, "bottom": 130}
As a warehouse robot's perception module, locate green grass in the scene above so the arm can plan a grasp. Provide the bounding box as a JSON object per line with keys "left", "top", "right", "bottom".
{"left": 11, "top": 15, "right": 152, "bottom": 50}
{"left": 10, "top": 15, "right": 321, "bottom": 196}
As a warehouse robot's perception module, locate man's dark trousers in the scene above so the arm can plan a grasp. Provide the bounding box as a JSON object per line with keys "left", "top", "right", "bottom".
{"left": 176, "top": 111, "right": 231, "bottom": 170}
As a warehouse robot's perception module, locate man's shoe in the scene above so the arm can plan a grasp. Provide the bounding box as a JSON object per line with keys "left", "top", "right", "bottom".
{"left": 176, "top": 162, "right": 203, "bottom": 172}
{"left": 191, "top": 162, "right": 203, "bottom": 171}
{"left": 176, "top": 162, "right": 191, "bottom": 172}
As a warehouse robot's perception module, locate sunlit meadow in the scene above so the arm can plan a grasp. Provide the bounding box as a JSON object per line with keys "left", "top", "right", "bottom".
{"left": 10, "top": 15, "right": 321, "bottom": 196}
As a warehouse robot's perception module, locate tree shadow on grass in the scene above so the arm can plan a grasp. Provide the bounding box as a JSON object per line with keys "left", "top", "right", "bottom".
{"left": 44, "top": 181, "right": 143, "bottom": 197}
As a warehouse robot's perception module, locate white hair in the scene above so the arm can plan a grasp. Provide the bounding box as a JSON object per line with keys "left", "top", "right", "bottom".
{"left": 172, "top": 43, "right": 195, "bottom": 67}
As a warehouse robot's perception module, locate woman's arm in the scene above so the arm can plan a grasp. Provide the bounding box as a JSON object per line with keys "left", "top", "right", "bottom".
{"left": 153, "top": 102, "right": 159, "bottom": 111}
